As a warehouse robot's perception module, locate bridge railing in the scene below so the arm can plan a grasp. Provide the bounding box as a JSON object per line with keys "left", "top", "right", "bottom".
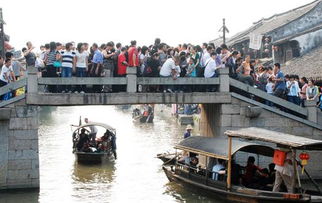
{"left": 0, "top": 78, "right": 27, "bottom": 108}
{"left": 229, "top": 78, "right": 308, "bottom": 117}
{"left": 32, "top": 66, "right": 226, "bottom": 93}
{"left": 229, "top": 78, "right": 321, "bottom": 124}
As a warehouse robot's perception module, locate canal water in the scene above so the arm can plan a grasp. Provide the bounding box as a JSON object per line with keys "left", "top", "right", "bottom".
{"left": 1, "top": 106, "right": 223, "bottom": 203}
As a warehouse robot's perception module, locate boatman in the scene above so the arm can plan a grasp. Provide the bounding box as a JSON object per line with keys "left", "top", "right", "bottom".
{"left": 184, "top": 125, "right": 193, "bottom": 139}
{"left": 84, "top": 118, "right": 98, "bottom": 142}
{"left": 272, "top": 151, "right": 294, "bottom": 193}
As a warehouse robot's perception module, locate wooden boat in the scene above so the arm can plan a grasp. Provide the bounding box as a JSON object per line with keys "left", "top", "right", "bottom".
{"left": 162, "top": 127, "right": 322, "bottom": 202}
{"left": 132, "top": 105, "right": 154, "bottom": 123}
{"left": 72, "top": 122, "right": 116, "bottom": 164}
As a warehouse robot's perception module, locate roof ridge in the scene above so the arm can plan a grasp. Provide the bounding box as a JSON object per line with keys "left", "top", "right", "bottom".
{"left": 256, "top": 0, "right": 320, "bottom": 24}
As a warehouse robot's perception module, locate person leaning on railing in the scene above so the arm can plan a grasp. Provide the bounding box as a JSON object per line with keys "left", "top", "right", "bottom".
{"left": 159, "top": 55, "right": 180, "bottom": 93}
{"left": 306, "top": 79, "right": 319, "bottom": 101}
{"left": 0, "top": 58, "right": 16, "bottom": 100}
{"left": 236, "top": 55, "right": 254, "bottom": 86}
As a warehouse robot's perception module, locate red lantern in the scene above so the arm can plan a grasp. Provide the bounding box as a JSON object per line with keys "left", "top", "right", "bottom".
{"left": 299, "top": 152, "right": 310, "bottom": 174}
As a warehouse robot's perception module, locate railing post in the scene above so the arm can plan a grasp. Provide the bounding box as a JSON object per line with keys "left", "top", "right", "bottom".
{"left": 305, "top": 100, "right": 318, "bottom": 123}
{"left": 218, "top": 68, "right": 229, "bottom": 92}
{"left": 126, "top": 67, "right": 137, "bottom": 93}
{"left": 27, "top": 66, "right": 38, "bottom": 94}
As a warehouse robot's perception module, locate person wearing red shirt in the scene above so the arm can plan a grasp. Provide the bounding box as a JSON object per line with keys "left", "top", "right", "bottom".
{"left": 128, "top": 40, "right": 139, "bottom": 67}
{"left": 117, "top": 47, "right": 128, "bottom": 76}
{"left": 242, "top": 156, "right": 267, "bottom": 187}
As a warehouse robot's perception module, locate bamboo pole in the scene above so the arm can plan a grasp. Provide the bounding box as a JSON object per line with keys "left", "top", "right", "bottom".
{"left": 227, "top": 136, "right": 232, "bottom": 190}
{"left": 292, "top": 149, "right": 301, "bottom": 193}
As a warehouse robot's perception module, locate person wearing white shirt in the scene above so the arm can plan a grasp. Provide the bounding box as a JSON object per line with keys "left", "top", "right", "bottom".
{"left": 204, "top": 52, "right": 218, "bottom": 78}
{"left": 84, "top": 118, "right": 98, "bottom": 142}
{"left": 159, "top": 56, "right": 180, "bottom": 78}
{"left": 200, "top": 47, "right": 211, "bottom": 67}
{"left": 0, "top": 59, "right": 15, "bottom": 85}
{"left": 199, "top": 46, "right": 212, "bottom": 77}
{"left": 273, "top": 151, "right": 294, "bottom": 193}
{"left": 286, "top": 75, "right": 300, "bottom": 105}
{"left": 0, "top": 59, "right": 16, "bottom": 100}
{"left": 159, "top": 56, "right": 180, "bottom": 92}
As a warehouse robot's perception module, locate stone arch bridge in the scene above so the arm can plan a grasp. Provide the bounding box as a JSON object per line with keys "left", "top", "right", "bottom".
{"left": 0, "top": 67, "right": 321, "bottom": 189}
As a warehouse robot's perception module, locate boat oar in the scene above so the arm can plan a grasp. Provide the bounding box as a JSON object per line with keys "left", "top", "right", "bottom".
{"left": 297, "top": 160, "right": 322, "bottom": 194}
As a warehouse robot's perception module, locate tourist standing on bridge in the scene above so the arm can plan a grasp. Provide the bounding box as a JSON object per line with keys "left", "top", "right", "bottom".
{"left": 160, "top": 55, "right": 180, "bottom": 92}
{"left": 60, "top": 43, "right": 76, "bottom": 93}
{"left": 128, "top": 40, "right": 139, "bottom": 76}
{"left": 91, "top": 43, "right": 103, "bottom": 93}
{"left": 189, "top": 46, "right": 201, "bottom": 76}
{"left": 114, "top": 43, "right": 122, "bottom": 77}
{"left": 158, "top": 44, "right": 167, "bottom": 66}
{"left": 115, "top": 47, "right": 128, "bottom": 92}
{"left": 306, "top": 79, "right": 319, "bottom": 101}
{"left": 44, "top": 42, "right": 59, "bottom": 93}
{"left": 236, "top": 56, "right": 254, "bottom": 86}
{"left": 117, "top": 47, "right": 128, "bottom": 77}
{"left": 220, "top": 44, "right": 231, "bottom": 68}
{"left": 0, "top": 59, "right": 15, "bottom": 100}
{"left": 199, "top": 46, "right": 212, "bottom": 77}
{"left": 5, "top": 52, "right": 24, "bottom": 80}
{"left": 204, "top": 52, "right": 218, "bottom": 78}
{"left": 139, "top": 46, "right": 149, "bottom": 76}
{"left": 75, "top": 43, "right": 88, "bottom": 93}
{"left": 286, "top": 75, "right": 300, "bottom": 105}
{"left": 23, "top": 41, "right": 36, "bottom": 70}
{"left": 272, "top": 63, "right": 286, "bottom": 99}
{"left": 102, "top": 42, "right": 115, "bottom": 93}
{"left": 226, "top": 51, "right": 239, "bottom": 79}
{"left": 299, "top": 77, "right": 308, "bottom": 107}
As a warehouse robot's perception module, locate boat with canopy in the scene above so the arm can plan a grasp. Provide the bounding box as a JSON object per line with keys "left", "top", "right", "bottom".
{"left": 162, "top": 127, "right": 322, "bottom": 202}
{"left": 72, "top": 122, "right": 116, "bottom": 163}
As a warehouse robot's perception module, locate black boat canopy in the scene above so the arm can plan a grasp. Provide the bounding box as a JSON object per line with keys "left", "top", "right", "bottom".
{"left": 175, "top": 136, "right": 274, "bottom": 160}
{"left": 73, "top": 122, "right": 116, "bottom": 134}
{"left": 225, "top": 127, "right": 322, "bottom": 150}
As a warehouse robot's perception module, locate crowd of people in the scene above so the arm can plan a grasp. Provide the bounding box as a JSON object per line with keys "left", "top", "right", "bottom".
{"left": 0, "top": 38, "right": 321, "bottom": 111}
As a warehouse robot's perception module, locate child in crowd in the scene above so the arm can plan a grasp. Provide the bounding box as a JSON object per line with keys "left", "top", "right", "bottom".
{"left": 265, "top": 77, "right": 274, "bottom": 106}
{"left": 186, "top": 58, "right": 196, "bottom": 77}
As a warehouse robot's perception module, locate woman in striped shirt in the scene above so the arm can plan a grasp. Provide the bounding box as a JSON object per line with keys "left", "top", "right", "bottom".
{"left": 44, "top": 42, "right": 60, "bottom": 93}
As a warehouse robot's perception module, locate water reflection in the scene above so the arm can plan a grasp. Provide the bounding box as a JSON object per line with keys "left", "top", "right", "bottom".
{"left": 72, "top": 160, "right": 115, "bottom": 184}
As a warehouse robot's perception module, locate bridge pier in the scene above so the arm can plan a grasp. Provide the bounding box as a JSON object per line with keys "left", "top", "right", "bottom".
{"left": 0, "top": 103, "right": 39, "bottom": 190}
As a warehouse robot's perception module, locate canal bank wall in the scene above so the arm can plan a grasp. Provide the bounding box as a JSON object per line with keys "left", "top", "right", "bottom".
{"left": 0, "top": 103, "right": 39, "bottom": 190}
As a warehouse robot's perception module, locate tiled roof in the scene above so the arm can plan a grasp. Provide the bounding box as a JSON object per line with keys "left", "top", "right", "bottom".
{"left": 282, "top": 45, "right": 322, "bottom": 79}
{"left": 226, "top": 0, "right": 320, "bottom": 46}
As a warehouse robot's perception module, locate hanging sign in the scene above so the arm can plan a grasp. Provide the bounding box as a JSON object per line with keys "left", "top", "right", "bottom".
{"left": 249, "top": 33, "right": 263, "bottom": 50}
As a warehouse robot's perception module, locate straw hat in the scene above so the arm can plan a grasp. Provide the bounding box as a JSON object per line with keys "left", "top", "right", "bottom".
{"left": 186, "top": 125, "right": 193, "bottom": 130}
